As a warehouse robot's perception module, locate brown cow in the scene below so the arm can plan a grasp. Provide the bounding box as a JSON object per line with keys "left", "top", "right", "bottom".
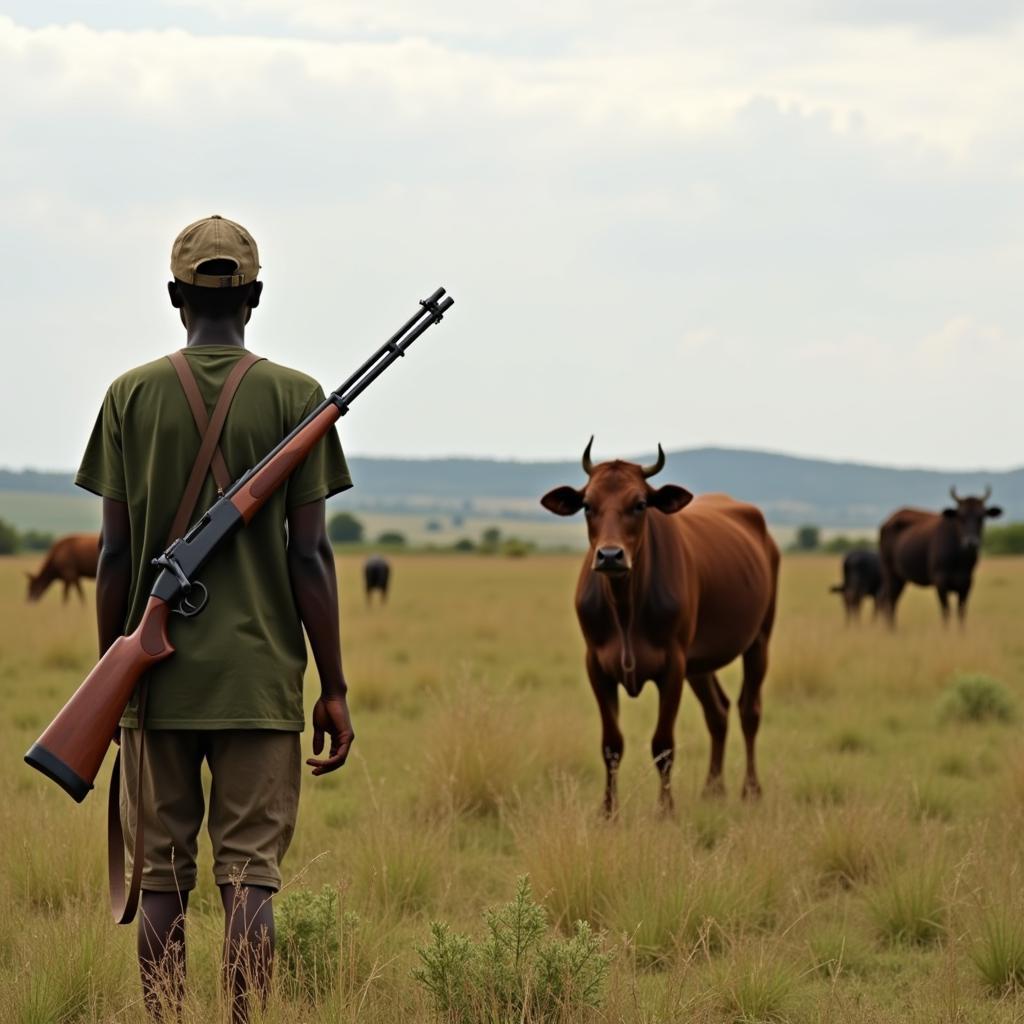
{"left": 878, "top": 487, "right": 1002, "bottom": 628}
{"left": 26, "top": 533, "right": 100, "bottom": 604}
{"left": 541, "top": 440, "right": 779, "bottom": 814}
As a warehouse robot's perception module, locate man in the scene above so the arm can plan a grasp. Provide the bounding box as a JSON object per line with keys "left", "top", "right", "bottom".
{"left": 75, "top": 215, "right": 356, "bottom": 1021}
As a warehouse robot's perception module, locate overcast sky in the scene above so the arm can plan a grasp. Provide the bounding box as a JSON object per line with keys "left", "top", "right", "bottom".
{"left": 1, "top": 2, "right": 1022, "bottom": 471}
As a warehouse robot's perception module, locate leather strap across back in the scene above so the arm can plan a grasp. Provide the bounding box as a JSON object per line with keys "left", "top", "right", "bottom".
{"left": 165, "top": 350, "right": 264, "bottom": 545}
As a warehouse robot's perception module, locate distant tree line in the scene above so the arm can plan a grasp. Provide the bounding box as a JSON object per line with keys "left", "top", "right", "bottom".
{"left": 787, "top": 525, "right": 876, "bottom": 554}
{"left": 0, "top": 517, "right": 55, "bottom": 556}
{"left": 324, "top": 512, "right": 536, "bottom": 556}
{"left": 983, "top": 523, "right": 1024, "bottom": 555}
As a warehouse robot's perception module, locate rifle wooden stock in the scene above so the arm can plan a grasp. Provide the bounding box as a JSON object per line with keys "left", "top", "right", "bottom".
{"left": 24, "top": 597, "right": 173, "bottom": 802}
{"left": 230, "top": 404, "right": 341, "bottom": 523}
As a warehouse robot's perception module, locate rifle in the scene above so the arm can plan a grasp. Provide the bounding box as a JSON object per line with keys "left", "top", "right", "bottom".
{"left": 25, "top": 287, "right": 454, "bottom": 802}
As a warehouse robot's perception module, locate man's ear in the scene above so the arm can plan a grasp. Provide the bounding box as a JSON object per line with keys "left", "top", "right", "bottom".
{"left": 167, "top": 280, "right": 183, "bottom": 309}
{"left": 649, "top": 484, "right": 693, "bottom": 514}
{"left": 986, "top": 505, "right": 1003, "bottom": 519}
{"left": 247, "top": 280, "right": 263, "bottom": 310}
{"left": 541, "top": 486, "right": 584, "bottom": 516}
{"left": 942, "top": 507, "right": 958, "bottom": 519}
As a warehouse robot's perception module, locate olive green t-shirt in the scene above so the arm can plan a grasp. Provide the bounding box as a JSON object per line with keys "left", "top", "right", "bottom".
{"left": 75, "top": 346, "right": 352, "bottom": 731}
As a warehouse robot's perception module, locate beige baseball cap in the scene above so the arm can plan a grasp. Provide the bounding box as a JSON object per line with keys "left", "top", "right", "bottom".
{"left": 170, "top": 215, "right": 260, "bottom": 287}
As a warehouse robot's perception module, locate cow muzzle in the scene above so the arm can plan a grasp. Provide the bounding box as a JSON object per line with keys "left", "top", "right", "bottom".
{"left": 593, "top": 545, "right": 631, "bottom": 575}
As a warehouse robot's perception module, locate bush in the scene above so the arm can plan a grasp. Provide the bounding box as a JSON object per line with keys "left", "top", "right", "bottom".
{"left": 822, "top": 535, "right": 874, "bottom": 555}
{"left": 19, "top": 529, "right": 55, "bottom": 552}
{"left": 327, "top": 511, "right": 364, "bottom": 544}
{"left": 789, "top": 524, "right": 820, "bottom": 552}
{"left": 938, "top": 673, "right": 1015, "bottom": 724}
{"left": 377, "top": 531, "right": 407, "bottom": 547}
{"left": 413, "top": 876, "right": 612, "bottom": 1021}
{"left": 983, "top": 522, "right": 1024, "bottom": 555}
{"left": 452, "top": 538, "right": 475, "bottom": 552}
{"left": 0, "top": 517, "right": 18, "bottom": 555}
{"left": 971, "top": 906, "right": 1024, "bottom": 993}
{"left": 480, "top": 526, "right": 502, "bottom": 553}
{"left": 501, "top": 538, "right": 535, "bottom": 558}
{"left": 277, "top": 884, "right": 363, "bottom": 1000}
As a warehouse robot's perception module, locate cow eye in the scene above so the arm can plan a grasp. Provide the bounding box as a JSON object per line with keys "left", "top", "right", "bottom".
{"left": 634, "top": 499, "right": 647, "bottom": 513}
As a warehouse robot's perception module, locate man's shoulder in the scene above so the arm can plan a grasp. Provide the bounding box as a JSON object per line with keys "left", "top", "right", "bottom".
{"left": 106, "top": 355, "right": 176, "bottom": 402}
{"left": 250, "top": 357, "right": 323, "bottom": 398}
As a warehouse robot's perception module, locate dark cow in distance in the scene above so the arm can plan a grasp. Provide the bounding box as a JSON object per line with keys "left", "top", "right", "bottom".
{"left": 363, "top": 556, "right": 391, "bottom": 605}
{"left": 830, "top": 549, "right": 882, "bottom": 623}
{"left": 26, "top": 533, "right": 100, "bottom": 604}
{"left": 879, "top": 487, "right": 1002, "bottom": 627}
{"left": 541, "top": 439, "right": 779, "bottom": 814}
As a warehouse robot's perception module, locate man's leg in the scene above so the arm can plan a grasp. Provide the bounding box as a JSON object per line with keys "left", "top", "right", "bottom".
{"left": 207, "top": 730, "right": 301, "bottom": 1024}
{"left": 220, "top": 883, "right": 275, "bottom": 1024}
{"left": 121, "top": 728, "right": 204, "bottom": 1020}
{"left": 139, "top": 891, "right": 189, "bottom": 1018}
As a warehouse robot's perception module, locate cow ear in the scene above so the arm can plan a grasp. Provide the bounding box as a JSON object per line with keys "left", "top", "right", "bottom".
{"left": 986, "top": 505, "right": 1003, "bottom": 519}
{"left": 649, "top": 484, "right": 693, "bottom": 515}
{"left": 942, "top": 507, "right": 958, "bottom": 519}
{"left": 541, "top": 486, "right": 585, "bottom": 516}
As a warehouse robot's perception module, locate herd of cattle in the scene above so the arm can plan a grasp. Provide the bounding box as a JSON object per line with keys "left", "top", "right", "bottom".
{"left": 20, "top": 449, "right": 1005, "bottom": 810}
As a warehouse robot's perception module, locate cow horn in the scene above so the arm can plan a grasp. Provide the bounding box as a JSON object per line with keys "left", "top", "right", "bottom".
{"left": 641, "top": 444, "right": 666, "bottom": 479}
{"left": 982, "top": 484, "right": 992, "bottom": 503}
{"left": 950, "top": 485, "right": 961, "bottom": 503}
{"left": 582, "top": 436, "right": 595, "bottom": 476}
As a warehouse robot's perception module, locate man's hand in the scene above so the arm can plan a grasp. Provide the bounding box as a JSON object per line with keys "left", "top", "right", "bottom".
{"left": 307, "top": 695, "right": 355, "bottom": 776}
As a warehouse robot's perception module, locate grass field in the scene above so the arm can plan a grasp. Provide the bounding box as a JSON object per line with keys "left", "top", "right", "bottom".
{"left": 3, "top": 552, "right": 1024, "bottom": 1022}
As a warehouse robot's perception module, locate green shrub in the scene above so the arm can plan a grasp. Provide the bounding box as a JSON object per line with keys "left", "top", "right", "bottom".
{"left": 867, "top": 863, "right": 947, "bottom": 946}
{"left": 413, "top": 876, "right": 612, "bottom": 1021}
{"left": 501, "top": 538, "right": 535, "bottom": 558}
{"left": 327, "top": 511, "right": 364, "bottom": 544}
{"left": 938, "top": 673, "right": 1014, "bottom": 724}
{"left": 19, "top": 530, "right": 55, "bottom": 552}
{"left": 789, "top": 524, "right": 820, "bottom": 552}
{"left": 0, "top": 517, "right": 18, "bottom": 555}
{"left": 970, "top": 906, "right": 1024, "bottom": 993}
{"left": 277, "top": 884, "right": 362, "bottom": 1000}
{"left": 377, "top": 531, "right": 407, "bottom": 547}
{"left": 983, "top": 522, "right": 1024, "bottom": 555}
{"left": 452, "top": 538, "right": 476, "bottom": 552}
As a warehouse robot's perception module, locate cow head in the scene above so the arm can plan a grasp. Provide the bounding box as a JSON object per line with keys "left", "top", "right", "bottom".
{"left": 25, "top": 572, "right": 46, "bottom": 602}
{"left": 540, "top": 438, "right": 693, "bottom": 575}
{"left": 943, "top": 486, "right": 1002, "bottom": 552}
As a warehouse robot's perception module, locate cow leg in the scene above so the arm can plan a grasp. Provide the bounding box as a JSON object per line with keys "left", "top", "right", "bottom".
{"left": 73, "top": 578, "right": 85, "bottom": 604}
{"left": 880, "top": 577, "right": 905, "bottom": 629}
{"left": 687, "top": 671, "right": 729, "bottom": 797}
{"left": 739, "top": 635, "right": 769, "bottom": 799}
{"left": 936, "top": 587, "right": 951, "bottom": 627}
{"left": 62, "top": 579, "right": 71, "bottom": 604}
{"left": 652, "top": 659, "right": 685, "bottom": 814}
{"left": 957, "top": 587, "right": 970, "bottom": 628}
{"left": 586, "top": 651, "right": 622, "bottom": 817}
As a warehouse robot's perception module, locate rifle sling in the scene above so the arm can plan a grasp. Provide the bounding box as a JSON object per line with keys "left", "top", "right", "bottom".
{"left": 108, "top": 348, "right": 262, "bottom": 925}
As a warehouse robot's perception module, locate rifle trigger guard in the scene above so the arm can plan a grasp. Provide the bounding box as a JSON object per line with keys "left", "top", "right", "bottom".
{"left": 174, "top": 580, "right": 208, "bottom": 618}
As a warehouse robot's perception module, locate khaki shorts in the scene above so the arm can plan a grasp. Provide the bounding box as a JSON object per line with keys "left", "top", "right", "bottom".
{"left": 119, "top": 728, "right": 301, "bottom": 893}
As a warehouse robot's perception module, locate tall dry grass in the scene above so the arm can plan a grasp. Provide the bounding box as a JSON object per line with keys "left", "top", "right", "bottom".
{"left": 3, "top": 553, "right": 1024, "bottom": 1022}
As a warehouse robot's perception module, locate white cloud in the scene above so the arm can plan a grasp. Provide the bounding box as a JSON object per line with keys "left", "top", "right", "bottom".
{"left": 0, "top": 9, "right": 1023, "bottom": 472}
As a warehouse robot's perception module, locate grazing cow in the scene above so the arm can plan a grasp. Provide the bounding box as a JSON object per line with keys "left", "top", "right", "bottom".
{"left": 878, "top": 487, "right": 1002, "bottom": 627}
{"left": 541, "top": 440, "right": 779, "bottom": 814}
{"left": 829, "top": 549, "right": 882, "bottom": 623}
{"left": 363, "top": 556, "right": 391, "bottom": 605}
{"left": 26, "top": 533, "right": 100, "bottom": 604}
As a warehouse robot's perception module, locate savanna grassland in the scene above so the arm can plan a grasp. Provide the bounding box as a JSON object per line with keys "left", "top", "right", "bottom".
{"left": 4, "top": 551, "right": 1024, "bottom": 1023}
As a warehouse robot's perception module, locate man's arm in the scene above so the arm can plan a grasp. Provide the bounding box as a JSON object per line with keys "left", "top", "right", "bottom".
{"left": 287, "top": 499, "right": 355, "bottom": 775}
{"left": 97, "top": 497, "right": 132, "bottom": 656}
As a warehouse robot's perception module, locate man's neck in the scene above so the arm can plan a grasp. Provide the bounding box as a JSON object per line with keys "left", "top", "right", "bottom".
{"left": 184, "top": 317, "right": 246, "bottom": 349}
